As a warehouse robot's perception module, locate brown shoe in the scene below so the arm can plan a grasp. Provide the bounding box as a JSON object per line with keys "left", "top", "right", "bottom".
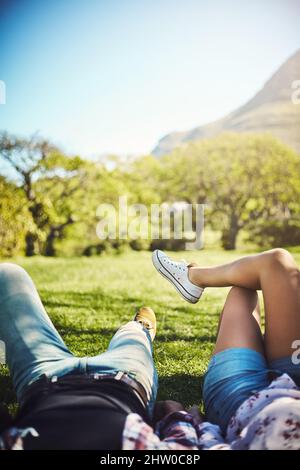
{"left": 134, "top": 306, "right": 157, "bottom": 341}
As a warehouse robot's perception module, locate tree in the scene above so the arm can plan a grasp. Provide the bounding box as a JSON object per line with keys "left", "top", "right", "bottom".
{"left": 0, "top": 132, "right": 87, "bottom": 256}
{"left": 164, "top": 133, "right": 300, "bottom": 250}
{"left": 0, "top": 132, "right": 56, "bottom": 255}
{"left": 35, "top": 153, "right": 89, "bottom": 256}
{"left": 0, "top": 176, "right": 30, "bottom": 257}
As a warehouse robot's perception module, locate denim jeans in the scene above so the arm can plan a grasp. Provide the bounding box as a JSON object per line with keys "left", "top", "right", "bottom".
{"left": 203, "top": 347, "right": 300, "bottom": 432}
{"left": 0, "top": 263, "right": 158, "bottom": 413}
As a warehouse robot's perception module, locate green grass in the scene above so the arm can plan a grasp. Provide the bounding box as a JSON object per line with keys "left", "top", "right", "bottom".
{"left": 1, "top": 249, "right": 300, "bottom": 414}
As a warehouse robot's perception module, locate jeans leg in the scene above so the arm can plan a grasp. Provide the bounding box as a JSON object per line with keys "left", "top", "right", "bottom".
{"left": 86, "top": 321, "right": 158, "bottom": 414}
{"left": 0, "top": 263, "right": 79, "bottom": 402}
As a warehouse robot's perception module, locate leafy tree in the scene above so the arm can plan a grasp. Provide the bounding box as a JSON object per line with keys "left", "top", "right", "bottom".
{"left": 164, "top": 133, "right": 300, "bottom": 250}
{"left": 0, "top": 132, "right": 88, "bottom": 256}
{"left": 0, "top": 132, "right": 55, "bottom": 254}
{"left": 0, "top": 176, "right": 30, "bottom": 257}
{"left": 35, "top": 153, "right": 90, "bottom": 256}
{"left": 1, "top": 130, "right": 299, "bottom": 256}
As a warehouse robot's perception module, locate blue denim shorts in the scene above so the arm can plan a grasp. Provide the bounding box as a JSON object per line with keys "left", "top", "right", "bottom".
{"left": 203, "top": 347, "right": 300, "bottom": 433}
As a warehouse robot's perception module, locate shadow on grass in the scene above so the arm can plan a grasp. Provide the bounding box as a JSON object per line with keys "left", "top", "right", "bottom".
{"left": 41, "top": 289, "right": 146, "bottom": 311}
{"left": 41, "top": 289, "right": 218, "bottom": 318}
{"left": 0, "top": 370, "right": 16, "bottom": 407}
{"left": 157, "top": 334, "right": 216, "bottom": 343}
{"left": 157, "top": 374, "right": 205, "bottom": 408}
{"left": 0, "top": 370, "right": 205, "bottom": 412}
{"left": 51, "top": 319, "right": 216, "bottom": 344}
{"left": 52, "top": 324, "right": 118, "bottom": 337}
{"left": 41, "top": 289, "right": 217, "bottom": 343}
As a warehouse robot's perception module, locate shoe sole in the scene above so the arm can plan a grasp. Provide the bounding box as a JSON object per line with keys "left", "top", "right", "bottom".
{"left": 152, "top": 250, "right": 199, "bottom": 304}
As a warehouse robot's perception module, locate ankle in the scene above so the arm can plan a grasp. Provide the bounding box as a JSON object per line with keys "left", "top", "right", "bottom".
{"left": 188, "top": 266, "right": 205, "bottom": 288}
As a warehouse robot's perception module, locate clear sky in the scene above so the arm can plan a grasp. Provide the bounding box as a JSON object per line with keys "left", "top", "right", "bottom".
{"left": 0, "top": 0, "right": 299, "bottom": 157}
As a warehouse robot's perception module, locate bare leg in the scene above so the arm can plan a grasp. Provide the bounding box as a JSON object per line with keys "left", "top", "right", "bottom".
{"left": 214, "top": 287, "right": 264, "bottom": 355}
{"left": 203, "top": 287, "right": 268, "bottom": 431}
{"left": 189, "top": 249, "right": 300, "bottom": 362}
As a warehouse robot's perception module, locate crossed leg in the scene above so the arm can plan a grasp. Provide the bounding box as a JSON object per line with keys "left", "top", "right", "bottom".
{"left": 213, "top": 287, "right": 264, "bottom": 356}
{"left": 192, "top": 249, "right": 300, "bottom": 430}
{"left": 189, "top": 248, "right": 300, "bottom": 362}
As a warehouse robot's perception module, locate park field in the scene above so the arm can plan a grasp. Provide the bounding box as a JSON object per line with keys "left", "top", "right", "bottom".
{"left": 1, "top": 248, "right": 300, "bottom": 413}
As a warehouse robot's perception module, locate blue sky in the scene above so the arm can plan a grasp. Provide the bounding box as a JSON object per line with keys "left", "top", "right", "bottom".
{"left": 0, "top": 0, "right": 299, "bottom": 157}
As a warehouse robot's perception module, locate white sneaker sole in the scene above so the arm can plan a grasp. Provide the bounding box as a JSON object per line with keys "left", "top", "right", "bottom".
{"left": 152, "top": 250, "right": 200, "bottom": 304}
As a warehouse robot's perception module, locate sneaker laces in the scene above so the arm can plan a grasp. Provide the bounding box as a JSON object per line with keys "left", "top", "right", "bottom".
{"left": 137, "top": 319, "right": 153, "bottom": 331}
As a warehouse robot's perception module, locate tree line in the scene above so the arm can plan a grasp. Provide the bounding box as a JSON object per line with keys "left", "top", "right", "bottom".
{"left": 0, "top": 130, "right": 300, "bottom": 257}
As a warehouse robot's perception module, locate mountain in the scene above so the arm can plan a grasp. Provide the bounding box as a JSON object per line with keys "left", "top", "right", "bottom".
{"left": 152, "top": 49, "right": 300, "bottom": 156}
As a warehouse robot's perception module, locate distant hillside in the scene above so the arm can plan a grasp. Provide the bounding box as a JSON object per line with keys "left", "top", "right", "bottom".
{"left": 152, "top": 49, "right": 300, "bottom": 156}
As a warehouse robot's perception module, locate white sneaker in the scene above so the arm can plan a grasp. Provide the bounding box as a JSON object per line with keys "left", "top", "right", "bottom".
{"left": 152, "top": 250, "right": 203, "bottom": 304}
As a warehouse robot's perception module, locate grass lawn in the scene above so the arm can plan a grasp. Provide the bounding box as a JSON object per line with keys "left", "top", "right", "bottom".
{"left": 1, "top": 248, "right": 300, "bottom": 414}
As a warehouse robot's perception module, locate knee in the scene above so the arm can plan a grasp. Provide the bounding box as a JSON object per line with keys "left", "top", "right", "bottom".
{"left": 265, "top": 249, "right": 300, "bottom": 285}
{"left": 227, "top": 286, "right": 258, "bottom": 305}
{"left": 222, "top": 287, "right": 258, "bottom": 321}
{"left": 228, "top": 286, "right": 257, "bottom": 299}
{"left": 0, "top": 263, "right": 30, "bottom": 286}
{"left": 266, "top": 248, "right": 297, "bottom": 269}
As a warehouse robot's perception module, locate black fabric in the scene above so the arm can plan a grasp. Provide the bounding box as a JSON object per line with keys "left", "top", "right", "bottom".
{"left": 0, "top": 404, "right": 13, "bottom": 433}
{"left": 14, "top": 378, "right": 148, "bottom": 450}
